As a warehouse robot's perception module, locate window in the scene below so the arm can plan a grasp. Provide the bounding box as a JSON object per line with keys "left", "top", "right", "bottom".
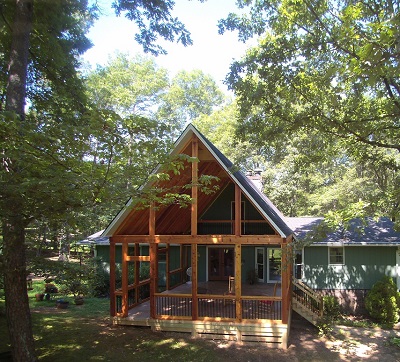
{"left": 329, "top": 247, "right": 344, "bottom": 265}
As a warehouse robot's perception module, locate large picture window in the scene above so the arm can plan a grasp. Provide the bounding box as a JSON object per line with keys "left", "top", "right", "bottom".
{"left": 329, "top": 247, "right": 344, "bottom": 265}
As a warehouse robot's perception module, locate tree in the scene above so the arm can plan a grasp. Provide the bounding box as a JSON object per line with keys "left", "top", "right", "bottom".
{"left": 0, "top": 1, "right": 200, "bottom": 360}
{"left": 160, "top": 69, "right": 225, "bottom": 129}
{"left": 219, "top": 0, "right": 400, "bottom": 221}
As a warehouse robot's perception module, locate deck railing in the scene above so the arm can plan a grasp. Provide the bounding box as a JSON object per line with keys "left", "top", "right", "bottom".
{"left": 154, "top": 293, "right": 282, "bottom": 321}
{"left": 292, "top": 277, "right": 323, "bottom": 316}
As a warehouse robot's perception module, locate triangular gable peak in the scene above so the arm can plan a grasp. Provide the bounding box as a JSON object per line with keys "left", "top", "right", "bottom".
{"left": 103, "top": 124, "right": 292, "bottom": 239}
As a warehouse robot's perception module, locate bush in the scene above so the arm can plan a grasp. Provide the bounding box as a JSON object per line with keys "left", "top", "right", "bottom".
{"left": 87, "top": 258, "right": 110, "bottom": 297}
{"left": 317, "top": 295, "right": 341, "bottom": 335}
{"left": 365, "top": 276, "right": 400, "bottom": 327}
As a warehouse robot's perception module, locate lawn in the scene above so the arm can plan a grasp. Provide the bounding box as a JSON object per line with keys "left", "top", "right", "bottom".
{"left": 0, "top": 281, "right": 221, "bottom": 361}
{"left": 2, "top": 281, "right": 400, "bottom": 361}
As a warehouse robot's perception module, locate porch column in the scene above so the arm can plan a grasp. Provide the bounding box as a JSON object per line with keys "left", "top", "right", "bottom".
{"left": 191, "top": 136, "right": 199, "bottom": 320}
{"left": 191, "top": 135, "right": 198, "bottom": 236}
{"left": 191, "top": 243, "right": 198, "bottom": 320}
{"left": 134, "top": 243, "right": 140, "bottom": 304}
{"left": 109, "top": 237, "right": 116, "bottom": 316}
{"left": 281, "top": 237, "right": 291, "bottom": 324}
{"left": 235, "top": 243, "right": 242, "bottom": 321}
{"left": 235, "top": 185, "right": 241, "bottom": 236}
{"left": 121, "top": 242, "right": 129, "bottom": 317}
{"left": 149, "top": 203, "right": 157, "bottom": 319}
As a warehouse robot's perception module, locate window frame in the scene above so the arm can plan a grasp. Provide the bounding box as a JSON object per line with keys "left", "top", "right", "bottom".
{"left": 328, "top": 246, "right": 345, "bottom": 265}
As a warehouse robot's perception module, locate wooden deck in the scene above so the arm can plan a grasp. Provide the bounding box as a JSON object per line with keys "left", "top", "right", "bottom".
{"left": 113, "top": 281, "right": 288, "bottom": 348}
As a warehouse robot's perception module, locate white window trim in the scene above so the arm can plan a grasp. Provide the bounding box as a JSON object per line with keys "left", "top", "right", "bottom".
{"left": 328, "top": 246, "right": 345, "bottom": 265}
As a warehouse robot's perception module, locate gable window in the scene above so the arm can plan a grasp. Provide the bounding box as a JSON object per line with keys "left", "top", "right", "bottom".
{"left": 329, "top": 247, "right": 344, "bottom": 265}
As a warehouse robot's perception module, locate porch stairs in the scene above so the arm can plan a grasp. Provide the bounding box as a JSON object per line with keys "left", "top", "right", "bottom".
{"left": 291, "top": 278, "right": 323, "bottom": 326}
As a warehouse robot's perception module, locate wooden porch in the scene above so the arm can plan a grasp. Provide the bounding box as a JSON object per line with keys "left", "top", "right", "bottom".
{"left": 113, "top": 281, "right": 290, "bottom": 348}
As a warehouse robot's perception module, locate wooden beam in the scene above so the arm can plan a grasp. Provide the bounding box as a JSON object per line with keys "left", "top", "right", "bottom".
{"left": 109, "top": 237, "right": 116, "bottom": 316}
{"left": 121, "top": 242, "right": 129, "bottom": 317}
{"left": 112, "top": 234, "right": 283, "bottom": 245}
{"left": 150, "top": 242, "right": 157, "bottom": 319}
{"left": 166, "top": 244, "right": 170, "bottom": 290}
{"left": 149, "top": 202, "right": 155, "bottom": 236}
{"left": 281, "top": 237, "right": 290, "bottom": 324}
{"left": 191, "top": 244, "right": 198, "bottom": 320}
{"left": 126, "top": 255, "right": 150, "bottom": 262}
{"left": 191, "top": 136, "right": 198, "bottom": 236}
{"left": 134, "top": 243, "right": 140, "bottom": 304}
{"left": 235, "top": 185, "right": 241, "bottom": 236}
{"left": 235, "top": 243, "right": 242, "bottom": 321}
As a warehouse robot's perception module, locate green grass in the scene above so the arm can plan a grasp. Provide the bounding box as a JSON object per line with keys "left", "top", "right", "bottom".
{"left": 0, "top": 281, "right": 222, "bottom": 361}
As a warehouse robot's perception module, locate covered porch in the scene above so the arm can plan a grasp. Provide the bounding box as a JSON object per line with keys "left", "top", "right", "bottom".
{"left": 113, "top": 281, "right": 289, "bottom": 347}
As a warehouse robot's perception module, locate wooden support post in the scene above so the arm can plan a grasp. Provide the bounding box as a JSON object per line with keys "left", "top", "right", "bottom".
{"left": 191, "top": 136, "right": 198, "bottom": 236}
{"left": 235, "top": 185, "right": 241, "bottom": 236}
{"left": 191, "top": 244, "right": 198, "bottom": 320}
{"left": 235, "top": 243, "right": 242, "bottom": 321}
{"left": 150, "top": 242, "right": 157, "bottom": 319}
{"left": 149, "top": 202, "right": 157, "bottom": 319}
{"left": 149, "top": 202, "right": 155, "bottom": 236}
{"left": 109, "top": 237, "right": 116, "bottom": 316}
{"left": 166, "top": 244, "right": 170, "bottom": 290}
{"left": 135, "top": 243, "right": 140, "bottom": 304}
{"left": 121, "top": 242, "right": 128, "bottom": 317}
{"left": 281, "top": 238, "right": 289, "bottom": 324}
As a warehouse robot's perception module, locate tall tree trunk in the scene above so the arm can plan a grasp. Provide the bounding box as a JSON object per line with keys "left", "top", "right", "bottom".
{"left": 3, "top": 0, "right": 36, "bottom": 361}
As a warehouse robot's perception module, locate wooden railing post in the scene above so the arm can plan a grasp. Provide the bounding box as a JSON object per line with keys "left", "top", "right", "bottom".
{"left": 235, "top": 243, "right": 242, "bottom": 321}
{"left": 121, "top": 242, "right": 128, "bottom": 317}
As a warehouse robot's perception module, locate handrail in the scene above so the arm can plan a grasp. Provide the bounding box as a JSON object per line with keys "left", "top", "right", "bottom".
{"left": 292, "top": 277, "right": 324, "bottom": 317}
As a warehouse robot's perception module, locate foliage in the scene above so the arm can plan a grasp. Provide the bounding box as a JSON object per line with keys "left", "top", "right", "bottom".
{"left": 365, "top": 276, "right": 400, "bottom": 327}
{"left": 87, "top": 258, "right": 111, "bottom": 298}
{"left": 218, "top": 0, "right": 400, "bottom": 223}
{"left": 317, "top": 295, "right": 342, "bottom": 336}
{"left": 112, "top": 0, "right": 206, "bottom": 56}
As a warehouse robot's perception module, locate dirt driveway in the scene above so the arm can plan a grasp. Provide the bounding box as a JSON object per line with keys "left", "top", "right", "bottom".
{"left": 203, "top": 314, "right": 400, "bottom": 361}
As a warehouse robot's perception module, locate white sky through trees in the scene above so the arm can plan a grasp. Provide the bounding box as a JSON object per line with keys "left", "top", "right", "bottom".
{"left": 82, "top": 0, "right": 252, "bottom": 92}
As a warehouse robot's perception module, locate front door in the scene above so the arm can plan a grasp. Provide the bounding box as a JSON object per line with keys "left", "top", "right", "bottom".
{"left": 208, "top": 247, "right": 234, "bottom": 281}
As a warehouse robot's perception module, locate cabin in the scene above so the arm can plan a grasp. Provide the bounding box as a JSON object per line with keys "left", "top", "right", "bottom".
{"left": 289, "top": 217, "right": 400, "bottom": 314}
{"left": 101, "top": 124, "right": 297, "bottom": 348}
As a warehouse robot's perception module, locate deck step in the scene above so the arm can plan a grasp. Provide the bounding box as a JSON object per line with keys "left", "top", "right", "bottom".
{"left": 292, "top": 299, "right": 320, "bottom": 326}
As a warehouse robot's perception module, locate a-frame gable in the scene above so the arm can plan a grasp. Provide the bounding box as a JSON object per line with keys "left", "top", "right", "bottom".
{"left": 103, "top": 124, "right": 292, "bottom": 238}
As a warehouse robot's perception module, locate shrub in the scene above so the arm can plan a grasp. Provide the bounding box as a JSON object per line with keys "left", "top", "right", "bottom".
{"left": 365, "top": 276, "right": 400, "bottom": 327}
{"left": 87, "top": 258, "right": 110, "bottom": 297}
{"left": 317, "top": 295, "right": 341, "bottom": 335}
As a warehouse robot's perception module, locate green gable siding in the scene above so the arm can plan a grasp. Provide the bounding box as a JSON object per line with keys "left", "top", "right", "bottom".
{"left": 303, "top": 246, "right": 397, "bottom": 290}
{"left": 198, "top": 183, "right": 275, "bottom": 235}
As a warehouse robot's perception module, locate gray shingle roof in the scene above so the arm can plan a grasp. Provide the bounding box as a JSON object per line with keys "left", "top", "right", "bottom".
{"left": 287, "top": 217, "right": 400, "bottom": 245}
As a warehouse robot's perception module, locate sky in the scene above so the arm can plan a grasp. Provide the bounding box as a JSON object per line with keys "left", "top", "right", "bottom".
{"left": 82, "top": 0, "right": 253, "bottom": 93}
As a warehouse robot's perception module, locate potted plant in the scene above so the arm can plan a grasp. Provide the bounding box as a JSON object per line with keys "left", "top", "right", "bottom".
{"left": 35, "top": 293, "right": 44, "bottom": 301}
{"left": 56, "top": 299, "right": 69, "bottom": 309}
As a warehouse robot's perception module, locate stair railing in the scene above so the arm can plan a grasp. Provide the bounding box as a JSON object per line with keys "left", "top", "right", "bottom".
{"left": 292, "top": 277, "right": 324, "bottom": 317}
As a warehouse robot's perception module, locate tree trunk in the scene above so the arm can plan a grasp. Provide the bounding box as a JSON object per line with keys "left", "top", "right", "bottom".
{"left": 3, "top": 0, "right": 36, "bottom": 360}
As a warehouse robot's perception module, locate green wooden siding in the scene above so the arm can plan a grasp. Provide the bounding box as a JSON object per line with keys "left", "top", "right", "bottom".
{"left": 303, "top": 246, "right": 397, "bottom": 290}
{"left": 198, "top": 183, "right": 275, "bottom": 235}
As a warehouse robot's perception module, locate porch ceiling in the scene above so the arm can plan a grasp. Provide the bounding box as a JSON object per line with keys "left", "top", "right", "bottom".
{"left": 116, "top": 142, "right": 231, "bottom": 235}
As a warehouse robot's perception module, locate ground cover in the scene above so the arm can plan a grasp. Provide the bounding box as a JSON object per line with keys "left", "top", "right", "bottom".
{"left": 1, "top": 281, "right": 400, "bottom": 361}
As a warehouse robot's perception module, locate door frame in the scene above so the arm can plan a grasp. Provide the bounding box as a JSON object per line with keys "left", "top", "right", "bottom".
{"left": 267, "top": 247, "right": 282, "bottom": 283}
{"left": 255, "top": 247, "right": 265, "bottom": 282}
{"left": 206, "top": 246, "right": 234, "bottom": 281}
